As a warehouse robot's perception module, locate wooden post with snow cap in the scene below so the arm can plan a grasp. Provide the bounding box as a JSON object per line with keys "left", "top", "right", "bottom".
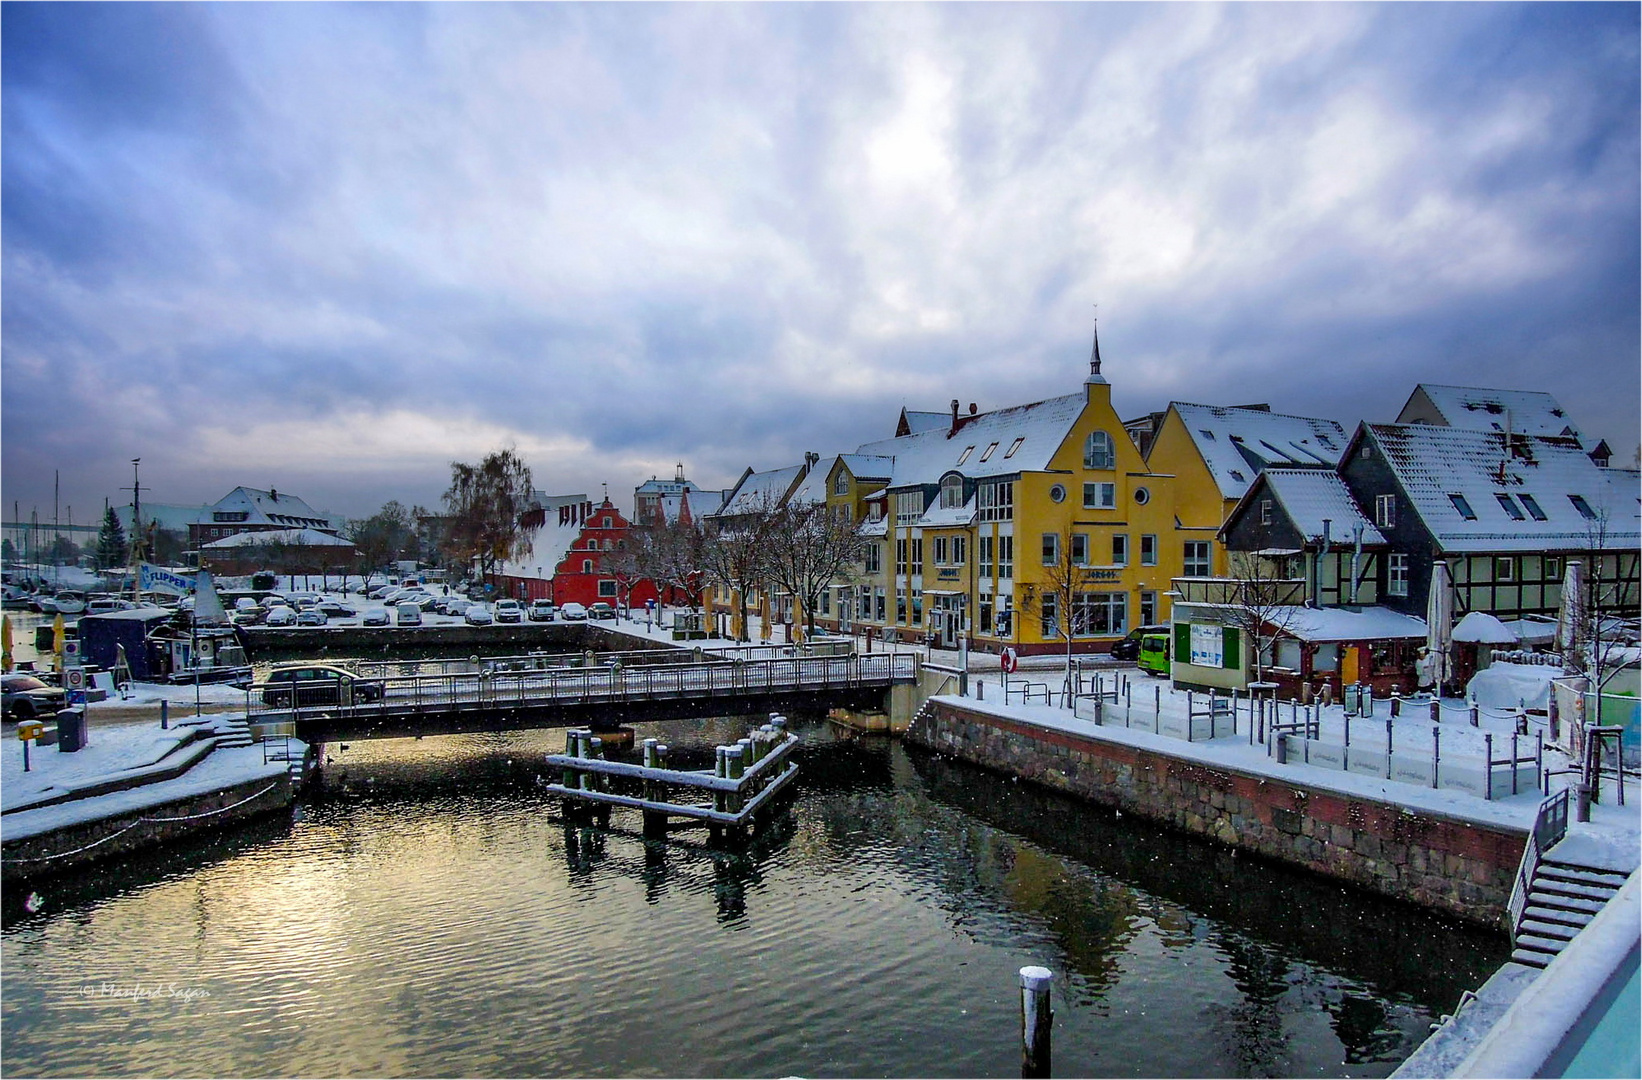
{"left": 1019, "top": 965, "right": 1053, "bottom": 1078}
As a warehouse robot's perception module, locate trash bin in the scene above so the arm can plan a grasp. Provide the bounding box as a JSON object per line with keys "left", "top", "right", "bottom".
{"left": 56, "top": 708, "right": 87, "bottom": 753}
{"left": 35, "top": 625, "right": 56, "bottom": 651}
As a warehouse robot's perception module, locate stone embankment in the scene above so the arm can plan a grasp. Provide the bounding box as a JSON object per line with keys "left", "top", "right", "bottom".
{"left": 907, "top": 697, "right": 1528, "bottom": 927}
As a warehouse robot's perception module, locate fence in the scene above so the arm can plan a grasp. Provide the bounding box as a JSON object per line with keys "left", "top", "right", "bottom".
{"left": 1055, "top": 674, "right": 1540, "bottom": 800}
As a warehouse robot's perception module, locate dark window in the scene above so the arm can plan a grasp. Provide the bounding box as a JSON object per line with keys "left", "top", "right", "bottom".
{"left": 1448, "top": 493, "right": 1476, "bottom": 520}
{"left": 1569, "top": 494, "right": 1598, "bottom": 520}
{"left": 1518, "top": 494, "right": 1547, "bottom": 521}
{"left": 1495, "top": 493, "right": 1525, "bottom": 521}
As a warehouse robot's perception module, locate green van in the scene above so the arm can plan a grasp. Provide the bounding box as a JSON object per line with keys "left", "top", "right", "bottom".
{"left": 1137, "top": 632, "right": 1171, "bottom": 677}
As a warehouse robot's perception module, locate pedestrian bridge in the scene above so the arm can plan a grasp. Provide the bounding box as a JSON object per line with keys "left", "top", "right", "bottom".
{"left": 247, "top": 651, "right": 921, "bottom": 742}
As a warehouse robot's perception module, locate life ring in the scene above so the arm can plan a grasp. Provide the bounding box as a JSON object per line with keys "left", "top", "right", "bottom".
{"left": 1000, "top": 647, "right": 1019, "bottom": 674}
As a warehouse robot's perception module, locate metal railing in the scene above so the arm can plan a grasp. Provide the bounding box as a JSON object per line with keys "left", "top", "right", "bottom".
{"left": 244, "top": 653, "right": 920, "bottom": 724}
{"left": 1509, "top": 787, "right": 1571, "bottom": 942}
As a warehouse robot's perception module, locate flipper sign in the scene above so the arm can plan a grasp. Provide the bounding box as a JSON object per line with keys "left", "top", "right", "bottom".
{"left": 1000, "top": 647, "right": 1019, "bottom": 674}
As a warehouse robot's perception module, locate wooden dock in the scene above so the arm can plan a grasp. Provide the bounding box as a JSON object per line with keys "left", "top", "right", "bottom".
{"left": 545, "top": 717, "right": 800, "bottom": 829}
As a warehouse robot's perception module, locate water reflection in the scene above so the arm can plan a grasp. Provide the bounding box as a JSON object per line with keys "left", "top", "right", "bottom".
{"left": 1, "top": 717, "right": 1509, "bottom": 1078}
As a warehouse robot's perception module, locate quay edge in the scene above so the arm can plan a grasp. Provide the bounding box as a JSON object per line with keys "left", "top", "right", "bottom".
{"left": 906, "top": 696, "right": 1527, "bottom": 928}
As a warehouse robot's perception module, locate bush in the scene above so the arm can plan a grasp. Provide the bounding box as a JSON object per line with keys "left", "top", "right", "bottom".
{"left": 251, "top": 571, "right": 277, "bottom": 591}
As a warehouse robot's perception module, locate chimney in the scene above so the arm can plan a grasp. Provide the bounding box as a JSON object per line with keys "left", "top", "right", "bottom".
{"left": 949, "top": 399, "right": 961, "bottom": 437}
{"left": 969, "top": 402, "right": 978, "bottom": 415}
{"left": 269, "top": 488, "right": 278, "bottom": 501}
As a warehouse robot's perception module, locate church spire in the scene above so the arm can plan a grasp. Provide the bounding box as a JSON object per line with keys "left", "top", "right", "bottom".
{"left": 1085, "top": 318, "right": 1108, "bottom": 386}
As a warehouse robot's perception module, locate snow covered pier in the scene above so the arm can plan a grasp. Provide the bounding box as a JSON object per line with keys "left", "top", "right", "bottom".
{"left": 545, "top": 719, "right": 799, "bottom": 831}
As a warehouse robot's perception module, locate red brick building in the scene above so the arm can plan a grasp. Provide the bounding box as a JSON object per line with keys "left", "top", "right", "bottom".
{"left": 549, "top": 498, "right": 661, "bottom": 610}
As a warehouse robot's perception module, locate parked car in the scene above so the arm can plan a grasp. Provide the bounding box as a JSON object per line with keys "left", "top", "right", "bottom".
{"left": 527, "top": 599, "right": 556, "bottom": 622}
{"left": 442, "top": 598, "right": 472, "bottom": 617}
{"left": 1137, "top": 632, "right": 1171, "bottom": 677}
{"left": 231, "top": 609, "right": 263, "bottom": 627}
{"left": 1111, "top": 624, "right": 1170, "bottom": 663}
{"left": 369, "top": 585, "right": 399, "bottom": 601}
{"left": 259, "top": 663, "right": 385, "bottom": 707}
{"left": 395, "top": 602, "right": 422, "bottom": 626}
{"left": 260, "top": 595, "right": 292, "bottom": 609}
{"left": 362, "top": 607, "right": 390, "bottom": 627}
{"left": 296, "top": 608, "right": 327, "bottom": 626}
{"left": 50, "top": 591, "right": 88, "bottom": 615}
{"left": 318, "top": 601, "right": 357, "bottom": 618}
{"left": 587, "top": 602, "right": 616, "bottom": 621}
{"left": 494, "top": 599, "right": 523, "bottom": 624}
{"left": 3, "top": 674, "right": 66, "bottom": 719}
{"left": 559, "top": 602, "right": 588, "bottom": 621}
{"left": 86, "top": 598, "right": 137, "bottom": 615}
{"left": 265, "top": 606, "right": 298, "bottom": 627}
{"left": 464, "top": 605, "right": 494, "bottom": 626}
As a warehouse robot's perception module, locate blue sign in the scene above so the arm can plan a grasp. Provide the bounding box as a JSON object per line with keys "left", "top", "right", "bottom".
{"left": 139, "top": 563, "right": 193, "bottom": 596}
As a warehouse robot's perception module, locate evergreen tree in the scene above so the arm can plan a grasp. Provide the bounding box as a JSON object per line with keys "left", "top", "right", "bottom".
{"left": 96, "top": 507, "right": 129, "bottom": 568}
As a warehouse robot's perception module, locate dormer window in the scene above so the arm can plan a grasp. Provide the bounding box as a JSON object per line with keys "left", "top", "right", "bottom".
{"left": 1448, "top": 493, "right": 1476, "bottom": 520}
{"left": 1003, "top": 437, "right": 1025, "bottom": 459}
{"left": 957, "top": 446, "right": 975, "bottom": 465}
{"left": 979, "top": 442, "right": 999, "bottom": 462}
{"left": 834, "top": 473, "right": 849, "bottom": 496}
{"left": 939, "top": 475, "right": 965, "bottom": 509}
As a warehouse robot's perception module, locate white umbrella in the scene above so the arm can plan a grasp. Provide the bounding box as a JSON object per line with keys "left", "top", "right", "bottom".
{"left": 1556, "top": 559, "right": 1584, "bottom": 674}
{"left": 1425, "top": 560, "right": 1455, "bottom": 691}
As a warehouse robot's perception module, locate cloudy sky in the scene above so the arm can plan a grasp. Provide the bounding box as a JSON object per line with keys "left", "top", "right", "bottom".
{"left": 3, "top": 2, "right": 1637, "bottom": 525}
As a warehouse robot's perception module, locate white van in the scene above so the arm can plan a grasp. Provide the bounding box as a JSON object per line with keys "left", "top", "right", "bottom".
{"left": 395, "top": 602, "right": 423, "bottom": 626}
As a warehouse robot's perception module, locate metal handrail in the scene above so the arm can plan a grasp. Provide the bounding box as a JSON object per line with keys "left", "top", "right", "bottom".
{"left": 1509, "top": 787, "right": 1571, "bottom": 942}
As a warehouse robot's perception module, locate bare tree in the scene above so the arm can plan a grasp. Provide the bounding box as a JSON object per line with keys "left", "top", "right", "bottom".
{"left": 762, "top": 501, "right": 868, "bottom": 639}
{"left": 1576, "top": 509, "right": 1641, "bottom": 695}
{"left": 1017, "top": 524, "right": 1102, "bottom": 699}
{"left": 1221, "top": 550, "right": 1307, "bottom": 685}
{"left": 443, "top": 448, "right": 534, "bottom": 582}
{"left": 701, "top": 495, "right": 782, "bottom": 642}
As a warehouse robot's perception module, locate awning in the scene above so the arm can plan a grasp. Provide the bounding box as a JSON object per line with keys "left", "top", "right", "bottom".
{"left": 921, "top": 588, "right": 967, "bottom": 596}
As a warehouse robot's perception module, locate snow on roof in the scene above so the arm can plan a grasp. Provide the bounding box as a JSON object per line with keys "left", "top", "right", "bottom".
{"left": 498, "top": 515, "right": 584, "bottom": 579}
{"left": 898, "top": 409, "right": 950, "bottom": 436}
{"left": 1399, "top": 384, "right": 1589, "bottom": 445}
{"left": 208, "top": 486, "right": 338, "bottom": 531}
{"left": 1452, "top": 610, "right": 1519, "bottom": 644}
{"left": 1269, "top": 605, "right": 1429, "bottom": 642}
{"left": 786, "top": 464, "right": 831, "bottom": 508}
{"left": 201, "top": 527, "right": 351, "bottom": 548}
{"left": 838, "top": 454, "right": 895, "bottom": 480}
{"left": 1364, "top": 424, "right": 1640, "bottom": 554}
{"left": 1259, "top": 468, "right": 1385, "bottom": 545}
{"left": 919, "top": 494, "right": 977, "bottom": 528}
{"left": 855, "top": 393, "right": 1086, "bottom": 489}
{"left": 1170, "top": 403, "right": 1347, "bottom": 500}
{"left": 859, "top": 518, "right": 888, "bottom": 537}
{"left": 715, "top": 464, "right": 806, "bottom": 517}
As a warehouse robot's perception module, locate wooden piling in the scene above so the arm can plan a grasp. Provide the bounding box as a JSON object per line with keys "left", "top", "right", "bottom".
{"left": 1019, "top": 965, "right": 1053, "bottom": 1079}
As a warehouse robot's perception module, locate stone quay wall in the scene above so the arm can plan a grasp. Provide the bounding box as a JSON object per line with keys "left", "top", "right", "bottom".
{"left": 2, "top": 771, "right": 294, "bottom": 883}
{"left": 907, "top": 699, "right": 1527, "bottom": 928}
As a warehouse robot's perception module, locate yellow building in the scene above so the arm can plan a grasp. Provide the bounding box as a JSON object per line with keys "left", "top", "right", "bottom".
{"left": 1138, "top": 401, "right": 1349, "bottom": 610}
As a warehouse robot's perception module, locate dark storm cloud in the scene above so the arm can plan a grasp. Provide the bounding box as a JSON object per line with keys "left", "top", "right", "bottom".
{"left": 2, "top": 2, "right": 1637, "bottom": 524}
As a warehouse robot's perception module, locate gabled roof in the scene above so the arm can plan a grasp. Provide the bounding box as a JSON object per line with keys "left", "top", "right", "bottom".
{"left": 1357, "top": 423, "right": 1641, "bottom": 554}
{"left": 1397, "top": 384, "right": 1589, "bottom": 446}
{"left": 1238, "top": 468, "right": 1385, "bottom": 546}
{"left": 856, "top": 393, "right": 1087, "bottom": 489}
{"left": 207, "top": 486, "right": 338, "bottom": 531}
{"left": 838, "top": 454, "right": 895, "bottom": 481}
{"left": 201, "top": 527, "right": 352, "bottom": 549}
{"left": 1169, "top": 403, "right": 1347, "bottom": 500}
{"left": 896, "top": 408, "right": 950, "bottom": 437}
{"left": 714, "top": 464, "right": 807, "bottom": 518}
{"left": 785, "top": 464, "right": 831, "bottom": 508}
{"left": 498, "top": 515, "right": 585, "bottom": 580}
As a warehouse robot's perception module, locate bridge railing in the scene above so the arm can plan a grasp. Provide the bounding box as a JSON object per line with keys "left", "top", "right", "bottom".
{"left": 243, "top": 653, "right": 919, "bottom": 722}
{"left": 347, "top": 647, "right": 716, "bottom": 681}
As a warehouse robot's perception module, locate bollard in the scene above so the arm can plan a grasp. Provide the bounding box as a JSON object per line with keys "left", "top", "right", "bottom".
{"left": 1430, "top": 699, "right": 1440, "bottom": 723}
{"left": 1511, "top": 733, "right": 1519, "bottom": 795}
{"left": 1470, "top": 704, "right": 1479, "bottom": 728}
{"left": 160, "top": 699, "right": 169, "bottom": 730}
{"left": 1484, "top": 734, "right": 1494, "bottom": 800}
{"left": 1390, "top": 694, "right": 1401, "bottom": 718}
{"left": 978, "top": 681, "right": 984, "bottom": 702}
{"left": 1432, "top": 726, "right": 1441, "bottom": 788}
{"left": 1275, "top": 733, "right": 1288, "bottom": 764}
{"left": 1019, "top": 966, "right": 1053, "bottom": 1079}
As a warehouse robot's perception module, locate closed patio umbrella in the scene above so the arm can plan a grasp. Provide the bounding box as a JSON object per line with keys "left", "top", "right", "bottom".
{"left": 1556, "top": 560, "right": 1585, "bottom": 674}
{"left": 1426, "top": 560, "right": 1455, "bottom": 692}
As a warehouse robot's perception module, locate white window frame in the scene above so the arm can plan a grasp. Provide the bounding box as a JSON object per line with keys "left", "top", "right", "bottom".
{"left": 1140, "top": 534, "right": 1158, "bottom": 567}
{"left": 1375, "top": 494, "right": 1396, "bottom": 528}
{"left": 1111, "top": 533, "right": 1128, "bottom": 567}
{"left": 1083, "top": 482, "right": 1116, "bottom": 509}
{"left": 1083, "top": 430, "right": 1116, "bottom": 470}
{"left": 1388, "top": 553, "right": 1409, "bottom": 597}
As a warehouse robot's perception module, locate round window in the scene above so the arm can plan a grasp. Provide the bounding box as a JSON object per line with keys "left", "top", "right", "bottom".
{"left": 1134, "top": 487, "right": 1150, "bottom": 505}
{"left": 1049, "top": 484, "right": 1066, "bottom": 504}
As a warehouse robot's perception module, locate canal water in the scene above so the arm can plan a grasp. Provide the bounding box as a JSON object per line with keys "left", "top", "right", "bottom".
{"left": 2, "top": 715, "right": 1509, "bottom": 1078}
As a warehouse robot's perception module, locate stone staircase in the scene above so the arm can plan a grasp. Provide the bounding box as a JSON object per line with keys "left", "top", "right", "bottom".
{"left": 207, "top": 717, "right": 256, "bottom": 749}
{"left": 1511, "top": 856, "right": 1630, "bottom": 969}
